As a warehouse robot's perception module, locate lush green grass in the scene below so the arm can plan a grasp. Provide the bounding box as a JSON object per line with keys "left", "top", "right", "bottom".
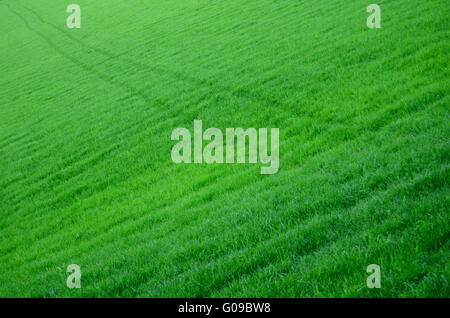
{"left": 0, "top": 0, "right": 449, "bottom": 297}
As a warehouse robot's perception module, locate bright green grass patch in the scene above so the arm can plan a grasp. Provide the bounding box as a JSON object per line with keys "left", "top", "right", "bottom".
{"left": 0, "top": 0, "right": 449, "bottom": 297}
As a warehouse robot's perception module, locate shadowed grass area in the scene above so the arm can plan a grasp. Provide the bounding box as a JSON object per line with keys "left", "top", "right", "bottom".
{"left": 0, "top": 0, "right": 448, "bottom": 297}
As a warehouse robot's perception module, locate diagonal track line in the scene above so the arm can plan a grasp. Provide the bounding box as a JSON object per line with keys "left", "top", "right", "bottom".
{"left": 2, "top": 2, "right": 158, "bottom": 109}
{"left": 15, "top": 0, "right": 293, "bottom": 113}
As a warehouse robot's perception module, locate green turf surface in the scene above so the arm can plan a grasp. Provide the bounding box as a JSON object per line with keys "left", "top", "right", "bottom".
{"left": 0, "top": 0, "right": 449, "bottom": 297}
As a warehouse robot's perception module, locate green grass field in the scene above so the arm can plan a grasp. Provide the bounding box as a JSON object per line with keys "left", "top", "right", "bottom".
{"left": 0, "top": 0, "right": 449, "bottom": 297}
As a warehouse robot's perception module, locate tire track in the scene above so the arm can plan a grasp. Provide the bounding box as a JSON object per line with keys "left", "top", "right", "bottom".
{"left": 15, "top": 0, "right": 290, "bottom": 112}
{"left": 3, "top": 2, "right": 158, "bottom": 110}
{"left": 3, "top": 0, "right": 295, "bottom": 161}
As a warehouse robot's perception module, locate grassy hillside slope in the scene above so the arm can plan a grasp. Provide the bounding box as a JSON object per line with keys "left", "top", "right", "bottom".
{"left": 0, "top": 0, "right": 449, "bottom": 297}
